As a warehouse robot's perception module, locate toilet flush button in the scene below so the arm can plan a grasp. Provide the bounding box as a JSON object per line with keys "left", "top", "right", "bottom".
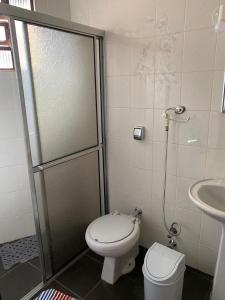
{"left": 133, "top": 127, "right": 145, "bottom": 140}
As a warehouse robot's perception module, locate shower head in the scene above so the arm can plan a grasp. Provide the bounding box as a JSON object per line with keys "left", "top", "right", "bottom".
{"left": 162, "top": 106, "right": 186, "bottom": 120}
{"left": 162, "top": 105, "right": 190, "bottom": 130}
{"left": 166, "top": 106, "right": 186, "bottom": 115}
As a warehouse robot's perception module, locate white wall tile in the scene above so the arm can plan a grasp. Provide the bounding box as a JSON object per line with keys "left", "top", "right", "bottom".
{"left": 177, "top": 111, "right": 210, "bottom": 147}
{"left": 107, "top": 0, "right": 156, "bottom": 38}
{"left": 155, "top": 33, "right": 184, "bottom": 73}
{"left": 181, "top": 71, "right": 213, "bottom": 110}
{"left": 130, "top": 37, "right": 155, "bottom": 75}
{"left": 130, "top": 108, "right": 145, "bottom": 130}
{"left": 0, "top": 72, "right": 18, "bottom": 112}
{"left": 106, "top": 35, "right": 131, "bottom": 76}
{"left": 87, "top": 0, "right": 108, "bottom": 29}
{"left": 131, "top": 139, "right": 153, "bottom": 170}
{"left": 176, "top": 177, "right": 201, "bottom": 212}
{"left": 200, "top": 214, "right": 221, "bottom": 250}
{"left": 37, "top": 0, "right": 71, "bottom": 20}
{"left": 128, "top": 167, "right": 152, "bottom": 207}
{"left": 131, "top": 74, "right": 154, "bottom": 109}
{"left": 107, "top": 76, "right": 130, "bottom": 108}
{"left": 211, "top": 71, "right": 224, "bottom": 111}
{"left": 70, "top": 0, "right": 89, "bottom": 25}
{"left": 183, "top": 29, "right": 216, "bottom": 71}
{"left": 153, "top": 142, "right": 178, "bottom": 175}
{"left": 0, "top": 109, "right": 23, "bottom": 139}
{"left": 107, "top": 137, "right": 132, "bottom": 168}
{"left": 108, "top": 163, "right": 132, "bottom": 213}
{"left": 0, "top": 166, "right": 23, "bottom": 193}
{"left": 156, "top": 0, "right": 186, "bottom": 34}
{"left": 177, "top": 146, "right": 206, "bottom": 179}
{"left": 198, "top": 244, "right": 218, "bottom": 275}
{"left": 155, "top": 72, "right": 181, "bottom": 109}
{"left": 215, "top": 31, "right": 225, "bottom": 70}
{"left": 0, "top": 70, "right": 35, "bottom": 243}
{"left": 151, "top": 173, "right": 177, "bottom": 228}
{"left": 141, "top": 224, "right": 168, "bottom": 248}
{"left": 145, "top": 109, "right": 154, "bottom": 141}
{"left": 185, "top": 0, "right": 220, "bottom": 30}
{"left": 208, "top": 112, "right": 225, "bottom": 149}
{"left": 206, "top": 148, "right": 225, "bottom": 177}
{"left": 175, "top": 207, "right": 202, "bottom": 243}
{"left": 0, "top": 138, "right": 26, "bottom": 167}
{"left": 176, "top": 239, "right": 199, "bottom": 269}
{"left": 20, "top": 212, "right": 36, "bottom": 238}
{"left": 108, "top": 108, "right": 131, "bottom": 139}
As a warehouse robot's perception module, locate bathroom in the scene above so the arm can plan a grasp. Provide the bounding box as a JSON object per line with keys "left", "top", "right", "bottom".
{"left": 0, "top": 0, "right": 225, "bottom": 299}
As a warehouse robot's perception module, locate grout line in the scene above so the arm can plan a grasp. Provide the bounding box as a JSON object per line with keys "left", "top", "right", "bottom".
{"left": 0, "top": 261, "right": 27, "bottom": 280}
{"left": 54, "top": 280, "right": 85, "bottom": 300}
{"left": 83, "top": 280, "right": 102, "bottom": 299}
{"left": 27, "top": 260, "right": 42, "bottom": 272}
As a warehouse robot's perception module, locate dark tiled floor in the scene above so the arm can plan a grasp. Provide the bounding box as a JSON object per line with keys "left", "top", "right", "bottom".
{"left": 0, "top": 259, "right": 42, "bottom": 300}
{"left": 182, "top": 267, "right": 212, "bottom": 300}
{"left": 36, "top": 247, "right": 212, "bottom": 300}
{"left": 28, "top": 257, "right": 42, "bottom": 270}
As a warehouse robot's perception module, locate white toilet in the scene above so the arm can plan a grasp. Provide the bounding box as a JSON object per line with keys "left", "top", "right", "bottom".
{"left": 85, "top": 211, "right": 141, "bottom": 284}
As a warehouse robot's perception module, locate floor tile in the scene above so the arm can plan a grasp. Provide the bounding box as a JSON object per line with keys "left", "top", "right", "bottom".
{"left": 85, "top": 277, "right": 144, "bottom": 300}
{"left": 29, "top": 257, "right": 41, "bottom": 270}
{"left": 182, "top": 267, "right": 212, "bottom": 300}
{"left": 57, "top": 255, "right": 102, "bottom": 298}
{"left": 0, "top": 263, "right": 42, "bottom": 300}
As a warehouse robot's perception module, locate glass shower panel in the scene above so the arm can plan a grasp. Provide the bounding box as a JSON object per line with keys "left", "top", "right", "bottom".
{"left": 35, "top": 151, "right": 101, "bottom": 272}
{"left": 27, "top": 25, "right": 98, "bottom": 165}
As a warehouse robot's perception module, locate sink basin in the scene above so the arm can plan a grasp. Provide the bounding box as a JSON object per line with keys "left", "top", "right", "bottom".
{"left": 189, "top": 179, "right": 225, "bottom": 300}
{"left": 189, "top": 179, "right": 225, "bottom": 223}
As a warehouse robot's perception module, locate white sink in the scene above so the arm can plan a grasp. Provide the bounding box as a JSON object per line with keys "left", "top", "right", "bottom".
{"left": 189, "top": 179, "right": 225, "bottom": 223}
{"left": 189, "top": 179, "right": 225, "bottom": 300}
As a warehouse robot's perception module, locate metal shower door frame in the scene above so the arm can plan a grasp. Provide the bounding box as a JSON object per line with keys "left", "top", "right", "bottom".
{"left": 0, "top": 3, "right": 108, "bottom": 282}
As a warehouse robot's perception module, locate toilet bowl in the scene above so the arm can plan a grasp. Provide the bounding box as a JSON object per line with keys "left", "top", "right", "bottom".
{"left": 85, "top": 211, "right": 140, "bottom": 285}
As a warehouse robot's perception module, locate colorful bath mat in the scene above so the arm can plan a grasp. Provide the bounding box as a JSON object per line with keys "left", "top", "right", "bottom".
{"left": 35, "top": 289, "right": 78, "bottom": 300}
{"left": 0, "top": 235, "right": 39, "bottom": 270}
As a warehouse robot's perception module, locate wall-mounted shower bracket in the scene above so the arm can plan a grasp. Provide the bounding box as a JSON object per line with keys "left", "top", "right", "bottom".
{"left": 174, "top": 106, "right": 186, "bottom": 114}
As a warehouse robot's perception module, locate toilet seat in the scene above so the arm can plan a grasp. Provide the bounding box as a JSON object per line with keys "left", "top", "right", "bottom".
{"left": 85, "top": 212, "right": 140, "bottom": 257}
{"left": 89, "top": 213, "right": 135, "bottom": 243}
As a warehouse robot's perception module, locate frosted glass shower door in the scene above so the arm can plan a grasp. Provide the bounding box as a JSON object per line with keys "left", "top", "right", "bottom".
{"left": 15, "top": 20, "right": 104, "bottom": 278}
{"left": 26, "top": 24, "right": 98, "bottom": 166}
{"left": 34, "top": 151, "right": 101, "bottom": 272}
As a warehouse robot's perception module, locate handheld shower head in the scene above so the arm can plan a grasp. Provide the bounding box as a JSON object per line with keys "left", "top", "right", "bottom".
{"left": 162, "top": 106, "right": 189, "bottom": 131}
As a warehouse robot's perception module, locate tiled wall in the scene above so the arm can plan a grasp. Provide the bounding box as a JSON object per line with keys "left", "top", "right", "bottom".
{"left": 70, "top": 0, "right": 225, "bottom": 275}
{"left": 0, "top": 71, "right": 35, "bottom": 244}
{"left": 35, "top": 0, "right": 71, "bottom": 20}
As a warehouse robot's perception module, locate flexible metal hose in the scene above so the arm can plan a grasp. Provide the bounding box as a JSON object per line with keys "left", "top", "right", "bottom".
{"left": 162, "top": 122, "right": 171, "bottom": 234}
{"left": 162, "top": 113, "right": 181, "bottom": 237}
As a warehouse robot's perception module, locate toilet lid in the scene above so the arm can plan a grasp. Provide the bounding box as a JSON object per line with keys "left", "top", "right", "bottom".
{"left": 89, "top": 213, "right": 135, "bottom": 243}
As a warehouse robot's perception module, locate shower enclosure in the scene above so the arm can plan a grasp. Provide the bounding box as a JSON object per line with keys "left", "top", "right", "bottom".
{"left": 0, "top": 3, "right": 106, "bottom": 297}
